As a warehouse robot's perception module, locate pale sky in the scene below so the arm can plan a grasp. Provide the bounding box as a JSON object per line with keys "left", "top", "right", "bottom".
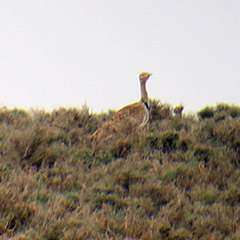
{"left": 0, "top": 1, "right": 239, "bottom": 113}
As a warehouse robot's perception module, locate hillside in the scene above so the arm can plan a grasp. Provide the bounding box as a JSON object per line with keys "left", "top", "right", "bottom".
{"left": 0, "top": 100, "right": 240, "bottom": 240}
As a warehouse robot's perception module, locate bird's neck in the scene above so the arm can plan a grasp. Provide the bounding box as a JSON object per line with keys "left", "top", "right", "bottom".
{"left": 140, "top": 81, "right": 149, "bottom": 106}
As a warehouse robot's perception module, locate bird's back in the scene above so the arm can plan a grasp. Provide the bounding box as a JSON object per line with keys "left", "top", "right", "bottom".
{"left": 90, "top": 101, "right": 149, "bottom": 140}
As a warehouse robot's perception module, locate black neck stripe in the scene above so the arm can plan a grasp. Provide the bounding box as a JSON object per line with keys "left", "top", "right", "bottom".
{"left": 142, "top": 101, "right": 150, "bottom": 110}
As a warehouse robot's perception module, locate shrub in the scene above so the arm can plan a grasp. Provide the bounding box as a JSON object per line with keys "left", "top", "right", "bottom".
{"left": 150, "top": 100, "right": 172, "bottom": 121}
{"left": 221, "top": 188, "right": 240, "bottom": 206}
{"left": 91, "top": 193, "right": 127, "bottom": 212}
{"left": 198, "top": 106, "right": 215, "bottom": 119}
{"left": 161, "top": 131, "right": 179, "bottom": 153}
{"left": 114, "top": 170, "right": 146, "bottom": 192}
{"left": 193, "top": 145, "right": 212, "bottom": 163}
{"left": 145, "top": 134, "right": 161, "bottom": 150}
{"left": 43, "top": 221, "right": 64, "bottom": 240}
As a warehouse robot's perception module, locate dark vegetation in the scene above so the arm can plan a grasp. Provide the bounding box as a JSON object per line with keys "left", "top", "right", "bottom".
{"left": 0, "top": 100, "right": 240, "bottom": 239}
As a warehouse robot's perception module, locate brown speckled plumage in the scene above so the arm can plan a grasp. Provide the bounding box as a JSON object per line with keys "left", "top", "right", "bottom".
{"left": 90, "top": 72, "right": 152, "bottom": 140}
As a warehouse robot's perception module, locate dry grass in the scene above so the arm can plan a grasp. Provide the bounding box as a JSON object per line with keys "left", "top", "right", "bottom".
{"left": 0, "top": 100, "right": 240, "bottom": 239}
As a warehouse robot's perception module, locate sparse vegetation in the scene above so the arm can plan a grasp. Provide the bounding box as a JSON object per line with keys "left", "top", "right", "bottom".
{"left": 0, "top": 100, "right": 240, "bottom": 239}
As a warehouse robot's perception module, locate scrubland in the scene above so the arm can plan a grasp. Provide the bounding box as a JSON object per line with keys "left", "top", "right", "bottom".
{"left": 0, "top": 100, "right": 240, "bottom": 240}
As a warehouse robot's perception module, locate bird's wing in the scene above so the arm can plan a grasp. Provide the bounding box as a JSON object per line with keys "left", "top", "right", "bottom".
{"left": 111, "top": 101, "right": 147, "bottom": 122}
{"left": 90, "top": 101, "right": 148, "bottom": 141}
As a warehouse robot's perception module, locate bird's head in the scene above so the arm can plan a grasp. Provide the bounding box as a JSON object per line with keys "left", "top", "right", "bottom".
{"left": 139, "top": 72, "right": 152, "bottom": 83}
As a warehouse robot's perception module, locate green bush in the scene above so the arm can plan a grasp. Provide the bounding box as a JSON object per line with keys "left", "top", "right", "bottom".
{"left": 91, "top": 193, "right": 127, "bottom": 211}
{"left": 161, "top": 131, "right": 179, "bottom": 153}
{"left": 198, "top": 106, "right": 215, "bottom": 119}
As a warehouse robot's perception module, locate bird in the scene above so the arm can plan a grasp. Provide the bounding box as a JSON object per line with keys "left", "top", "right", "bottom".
{"left": 90, "top": 72, "right": 152, "bottom": 141}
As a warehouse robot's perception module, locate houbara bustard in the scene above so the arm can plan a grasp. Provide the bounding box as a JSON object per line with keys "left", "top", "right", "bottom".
{"left": 90, "top": 72, "right": 152, "bottom": 141}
